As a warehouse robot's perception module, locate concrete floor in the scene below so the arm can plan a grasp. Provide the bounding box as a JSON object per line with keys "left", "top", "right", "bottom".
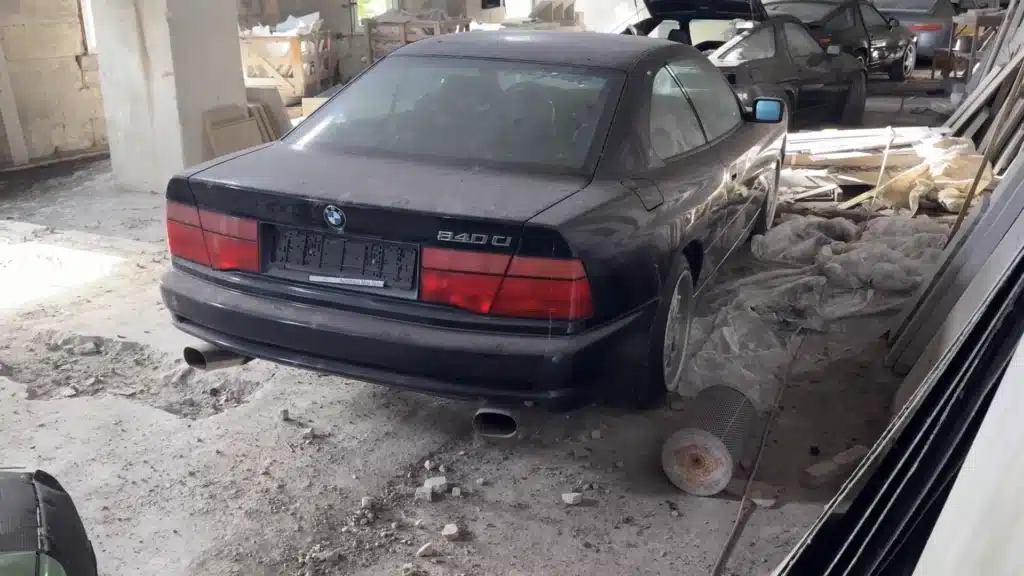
{"left": 0, "top": 154, "right": 911, "bottom": 576}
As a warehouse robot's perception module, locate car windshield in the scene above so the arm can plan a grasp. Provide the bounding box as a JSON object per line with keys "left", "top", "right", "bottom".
{"left": 284, "top": 55, "right": 623, "bottom": 174}
{"left": 764, "top": 1, "right": 838, "bottom": 21}
{"left": 872, "top": 0, "right": 936, "bottom": 10}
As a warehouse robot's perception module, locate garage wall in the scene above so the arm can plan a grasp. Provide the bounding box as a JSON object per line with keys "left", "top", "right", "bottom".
{"left": 0, "top": 0, "right": 107, "bottom": 166}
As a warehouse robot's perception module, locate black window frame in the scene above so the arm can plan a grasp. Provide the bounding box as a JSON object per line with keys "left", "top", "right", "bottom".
{"left": 666, "top": 58, "right": 745, "bottom": 145}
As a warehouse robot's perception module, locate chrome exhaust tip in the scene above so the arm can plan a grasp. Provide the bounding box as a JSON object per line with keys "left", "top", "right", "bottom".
{"left": 472, "top": 406, "right": 520, "bottom": 439}
{"left": 182, "top": 343, "right": 252, "bottom": 371}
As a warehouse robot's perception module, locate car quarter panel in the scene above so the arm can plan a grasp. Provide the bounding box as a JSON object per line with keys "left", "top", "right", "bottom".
{"left": 532, "top": 46, "right": 784, "bottom": 319}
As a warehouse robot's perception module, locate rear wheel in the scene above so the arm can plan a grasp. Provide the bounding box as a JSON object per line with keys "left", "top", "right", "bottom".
{"left": 612, "top": 256, "right": 696, "bottom": 409}
{"left": 840, "top": 72, "right": 867, "bottom": 126}
{"left": 889, "top": 42, "right": 916, "bottom": 81}
{"left": 653, "top": 259, "right": 696, "bottom": 396}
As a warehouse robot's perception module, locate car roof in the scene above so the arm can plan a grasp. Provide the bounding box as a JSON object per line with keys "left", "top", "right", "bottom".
{"left": 393, "top": 30, "right": 697, "bottom": 71}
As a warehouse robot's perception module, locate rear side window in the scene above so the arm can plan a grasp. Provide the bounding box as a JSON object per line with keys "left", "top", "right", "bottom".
{"left": 285, "top": 55, "right": 623, "bottom": 174}
{"left": 718, "top": 27, "right": 777, "bottom": 62}
{"left": 649, "top": 67, "right": 707, "bottom": 159}
{"left": 668, "top": 60, "right": 743, "bottom": 141}
{"left": 784, "top": 22, "right": 826, "bottom": 56}
{"left": 824, "top": 7, "right": 856, "bottom": 31}
{"left": 859, "top": 2, "right": 890, "bottom": 26}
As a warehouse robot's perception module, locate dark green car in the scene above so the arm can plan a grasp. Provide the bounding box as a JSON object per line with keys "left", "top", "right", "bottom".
{"left": 0, "top": 469, "right": 97, "bottom": 576}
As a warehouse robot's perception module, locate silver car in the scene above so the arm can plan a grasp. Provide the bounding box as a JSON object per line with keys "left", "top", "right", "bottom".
{"left": 871, "top": 0, "right": 957, "bottom": 59}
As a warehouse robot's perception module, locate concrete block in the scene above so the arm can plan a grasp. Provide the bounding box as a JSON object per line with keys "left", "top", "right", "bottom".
{"left": 79, "top": 54, "right": 100, "bottom": 72}
{"left": 802, "top": 445, "right": 869, "bottom": 489}
{"left": 834, "top": 445, "right": 870, "bottom": 466}
{"left": 1, "top": 21, "right": 85, "bottom": 61}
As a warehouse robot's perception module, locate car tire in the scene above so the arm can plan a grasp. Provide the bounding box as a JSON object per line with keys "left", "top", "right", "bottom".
{"left": 606, "top": 254, "right": 697, "bottom": 410}
{"left": 840, "top": 71, "right": 867, "bottom": 126}
{"left": 752, "top": 160, "right": 782, "bottom": 235}
{"left": 889, "top": 42, "right": 915, "bottom": 81}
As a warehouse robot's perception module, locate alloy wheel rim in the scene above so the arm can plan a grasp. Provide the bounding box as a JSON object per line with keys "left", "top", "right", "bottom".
{"left": 904, "top": 44, "right": 915, "bottom": 76}
{"left": 663, "top": 270, "right": 694, "bottom": 392}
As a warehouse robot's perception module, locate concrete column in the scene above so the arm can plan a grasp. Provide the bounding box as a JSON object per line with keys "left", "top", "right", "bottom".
{"left": 91, "top": 0, "right": 246, "bottom": 193}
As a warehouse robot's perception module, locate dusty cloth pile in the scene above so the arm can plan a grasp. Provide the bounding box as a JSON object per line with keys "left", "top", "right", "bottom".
{"left": 781, "top": 127, "right": 992, "bottom": 214}
{"left": 679, "top": 215, "right": 950, "bottom": 410}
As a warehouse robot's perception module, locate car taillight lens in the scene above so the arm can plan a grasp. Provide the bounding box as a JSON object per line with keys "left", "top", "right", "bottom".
{"left": 820, "top": 36, "right": 832, "bottom": 45}
{"left": 420, "top": 247, "right": 593, "bottom": 320}
{"left": 909, "top": 23, "right": 943, "bottom": 32}
{"left": 166, "top": 201, "right": 260, "bottom": 272}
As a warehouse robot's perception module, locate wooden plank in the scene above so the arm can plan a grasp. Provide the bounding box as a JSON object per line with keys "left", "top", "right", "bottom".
{"left": 994, "top": 122, "right": 1024, "bottom": 173}
{"left": 950, "top": 55, "right": 1023, "bottom": 133}
{"left": 0, "top": 41, "right": 28, "bottom": 166}
{"left": 245, "top": 85, "right": 291, "bottom": 137}
{"left": 963, "top": 107, "right": 992, "bottom": 141}
{"left": 981, "top": 97, "right": 1024, "bottom": 153}
{"left": 248, "top": 104, "right": 273, "bottom": 142}
{"left": 946, "top": 63, "right": 1003, "bottom": 128}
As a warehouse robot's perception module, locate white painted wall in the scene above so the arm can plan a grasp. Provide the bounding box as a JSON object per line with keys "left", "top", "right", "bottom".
{"left": 92, "top": 0, "right": 245, "bottom": 192}
{"left": 575, "top": 0, "right": 645, "bottom": 32}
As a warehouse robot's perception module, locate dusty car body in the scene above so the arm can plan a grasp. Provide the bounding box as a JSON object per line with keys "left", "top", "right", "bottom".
{"left": 622, "top": 0, "right": 867, "bottom": 127}
{"left": 159, "top": 31, "right": 786, "bottom": 411}
{"left": 871, "top": 0, "right": 958, "bottom": 60}
{"left": 764, "top": 0, "right": 918, "bottom": 80}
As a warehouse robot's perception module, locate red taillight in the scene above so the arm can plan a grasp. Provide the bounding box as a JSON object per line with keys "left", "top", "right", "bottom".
{"left": 909, "top": 23, "right": 943, "bottom": 32}
{"left": 420, "top": 247, "right": 593, "bottom": 320}
{"left": 820, "top": 36, "right": 832, "bottom": 45}
{"left": 166, "top": 201, "right": 260, "bottom": 272}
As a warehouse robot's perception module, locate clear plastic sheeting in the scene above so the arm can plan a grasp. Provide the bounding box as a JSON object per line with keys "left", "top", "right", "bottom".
{"left": 681, "top": 215, "right": 949, "bottom": 410}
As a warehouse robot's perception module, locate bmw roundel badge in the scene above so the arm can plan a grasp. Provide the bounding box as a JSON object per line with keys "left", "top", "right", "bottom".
{"left": 323, "top": 205, "right": 346, "bottom": 230}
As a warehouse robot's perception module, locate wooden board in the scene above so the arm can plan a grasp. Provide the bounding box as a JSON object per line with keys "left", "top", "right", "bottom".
{"left": 0, "top": 41, "right": 28, "bottom": 166}
{"left": 301, "top": 97, "right": 328, "bottom": 117}
{"left": 995, "top": 122, "right": 1024, "bottom": 173}
{"left": 207, "top": 117, "right": 264, "bottom": 158}
{"left": 246, "top": 85, "right": 292, "bottom": 137}
{"left": 980, "top": 97, "right": 1024, "bottom": 152}
{"left": 248, "top": 104, "right": 273, "bottom": 142}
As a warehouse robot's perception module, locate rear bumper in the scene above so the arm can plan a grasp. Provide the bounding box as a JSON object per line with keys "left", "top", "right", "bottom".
{"left": 160, "top": 268, "right": 656, "bottom": 409}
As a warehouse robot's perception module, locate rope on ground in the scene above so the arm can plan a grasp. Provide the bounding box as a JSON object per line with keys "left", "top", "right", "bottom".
{"left": 710, "top": 327, "right": 808, "bottom": 576}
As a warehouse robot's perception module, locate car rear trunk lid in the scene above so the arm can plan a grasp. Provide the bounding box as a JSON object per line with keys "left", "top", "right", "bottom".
{"left": 175, "top": 144, "right": 583, "bottom": 302}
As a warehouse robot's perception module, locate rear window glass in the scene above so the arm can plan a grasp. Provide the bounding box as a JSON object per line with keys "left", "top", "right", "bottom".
{"left": 285, "top": 56, "right": 623, "bottom": 174}
{"left": 765, "top": 1, "right": 839, "bottom": 21}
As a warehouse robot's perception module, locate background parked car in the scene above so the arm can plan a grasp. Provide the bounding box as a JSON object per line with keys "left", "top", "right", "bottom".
{"left": 764, "top": 0, "right": 918, "bottom": 80}
{"left": 622, "top": 1, "right": 867, "bottom": 128}
{"left": 870, "top": 0, "right": 958, "bottom": 61}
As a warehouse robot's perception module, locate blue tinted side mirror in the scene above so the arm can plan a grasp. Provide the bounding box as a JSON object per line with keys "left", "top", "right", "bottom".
{"left": 752, "top": 98, "right": 785, "bottom": 123}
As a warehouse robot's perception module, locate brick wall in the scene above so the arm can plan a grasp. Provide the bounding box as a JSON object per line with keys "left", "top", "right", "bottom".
{"left": 0, "top": 0, "right": 107, "bottom": 165}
